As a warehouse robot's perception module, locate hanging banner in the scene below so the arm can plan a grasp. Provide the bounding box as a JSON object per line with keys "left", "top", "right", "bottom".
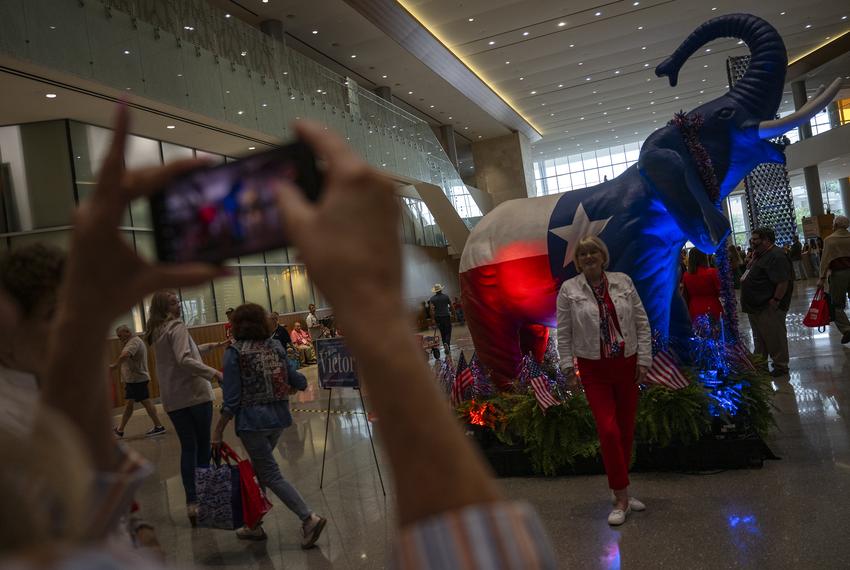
{"left": 316, "top": 337, "right": 359, "bottom": 389}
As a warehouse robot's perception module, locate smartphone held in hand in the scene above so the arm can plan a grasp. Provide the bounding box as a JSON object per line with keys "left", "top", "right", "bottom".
{"left": 150, "top": 141, "right": 322, "bottom": 264}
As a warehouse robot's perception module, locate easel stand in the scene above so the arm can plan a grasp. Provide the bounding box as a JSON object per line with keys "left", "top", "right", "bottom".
{"left": 319, "top": 387, "right": 386, "bottom": 496}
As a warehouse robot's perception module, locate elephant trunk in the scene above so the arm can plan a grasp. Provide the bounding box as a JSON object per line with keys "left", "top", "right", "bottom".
{"left": 656, "top": 14, "right": 787, "bottom": 120}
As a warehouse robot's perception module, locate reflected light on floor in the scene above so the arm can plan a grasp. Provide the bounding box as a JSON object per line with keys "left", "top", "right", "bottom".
{"left": 601, "top": 540, "right": 621, "bottom": 570}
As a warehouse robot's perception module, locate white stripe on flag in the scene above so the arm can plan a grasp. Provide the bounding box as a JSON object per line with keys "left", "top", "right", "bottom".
{"left": 530, "top": 376, "right": 559, "bottom": 409}
{"left": 646, "top": 352, "right": 689, "bottom": 389}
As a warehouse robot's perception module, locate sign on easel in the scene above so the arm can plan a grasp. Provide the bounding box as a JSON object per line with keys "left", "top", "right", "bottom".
{"left": 316, "top": 338, "right": 358, "bottom": 389}
{"left": 315, "top": 337, "right": 385, "bottom": 495}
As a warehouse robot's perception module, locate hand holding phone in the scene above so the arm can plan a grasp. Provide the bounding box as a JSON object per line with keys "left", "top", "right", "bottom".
{"left": 150, "top": 142, "right": 322, "bottom": 264}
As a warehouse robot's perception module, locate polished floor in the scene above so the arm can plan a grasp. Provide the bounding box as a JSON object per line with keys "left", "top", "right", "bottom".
{"left": 122, "top": 281, "right": 850, "bottom": 569}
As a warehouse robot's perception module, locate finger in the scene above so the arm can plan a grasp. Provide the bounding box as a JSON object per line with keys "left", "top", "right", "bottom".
{"left": 92, "top": 104, "right": 130, "bottom": 216}
{"left": 294, "top": 120, "right": 366, "bottom": 179}
{"left": 122, "top": 158, "right": 210, "bottom": 200}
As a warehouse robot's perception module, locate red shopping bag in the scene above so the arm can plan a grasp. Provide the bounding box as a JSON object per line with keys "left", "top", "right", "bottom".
{"left": 802, "top": 287, "right": 831, "bottom": 329}
{"left": 220, "top": 443, "right": 272, "bottom": 529}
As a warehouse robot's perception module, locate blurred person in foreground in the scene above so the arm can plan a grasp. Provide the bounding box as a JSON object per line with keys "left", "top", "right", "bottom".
{"left": 0, "top": 107, "right": 555, "bottom": 568}
{"left": 212, "top": 303, "right": 326, "bottom": 546}
{"left": 818, "top": 215, "right": 850, "bottom": 344}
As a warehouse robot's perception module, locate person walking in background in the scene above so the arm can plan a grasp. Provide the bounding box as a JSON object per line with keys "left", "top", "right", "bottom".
{"left": 790, "top": 235, "right": 804, "bottom": 280}
{"left": 429, "top": 283, "right": 453, "bottom": 353}
{"left": 741, "top": 227, "right": 793, "bottom": 377}
{"left": 111, "top": 324, "right": 166, "bottom": 438}
{"left": 728, "top": 244, "right": 743, "bottom": 289}
{"left": 681, "top": 248, "right": 723, "bottom": 322}
{"left": 223, "top": 307, "right": 235, "bottom": 343}
{"left": 809, "top": 238, "right": 822, "bottom": 274}
{"left": 145, "top": 290, "right": 222, "bottom": 526}
{"left": 817, "top": 215, "right": 850, "bottom": 344}
{"left": 290, "top": 321, "right": 316, "bottom": 364}
{"left": 212, "top": 304, "right": 327, "bottom": 546}
{"left": 557, "top": 236, "right": 652, "bottom": 526}
{"left": 453, "top": 296, "right": 465, "bottom": 325}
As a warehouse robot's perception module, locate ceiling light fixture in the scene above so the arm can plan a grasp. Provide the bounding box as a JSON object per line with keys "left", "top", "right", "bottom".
{"left": 123, "top": 49, "right": 130, "bottom": 55}
{"left": 578, "top": 62, "right": 583, "bottom": 65}
{"left": 382, "top": 74, "right": 387, "bottom": 78}
{"left": 780, "top": 11, "right": 786, "bottom": 16}
{"left": 805, "top": 24, "right": 811, "bottom": 29}
{"left": 312, "top": 30, "right": 318, "bottom": 34}
{"left": 522, "top": 31, "right": 529, "bottom": 36}
{"left": 530, "top": 90, "right": 536, "bottom": 94}
{"left": 558, "top": 22, "right": 566, "bottom": 27}
{"left": 505, "top": 61, "right": 510, "bottom": 64}
{"left": 45, "top": 93, "right": 57, "bottom": 98}
{"left": 637, "top": 25, "right": 644, "bottom": 30}
{"left": 249, "top": 146, "right": 256, "bottom": 150}
{"left": 644, "top": 63, "right": 649, "bottom": 67}
{"left": 468, "top": 17, "right": 474, "bottom": 22}
{"left": 615, "top": 70, "right": 621, "bottom": 74}
{"left": 705, "top": 48, "right": 711, "bottom": 52}
{"left": 634, "top": 1, "right": 640, "bottom": 5}
{"left": 488, "top": 40, "right": 495, "bottom": 45}
{"left": 429, "top": 104, "right": 434, "bottom": 108}
{"left": 519, "top": 77, "right": 525, "bottom": 80}
{"left": 166, "top": 125, "right": 175, "bottom": 129}
{"left": 351, "top": 54, "right": 357, "bottom": 58}
{"left": 408, "top": 91, "right": 413, "bottom": 94}
{"left": 225, "top": 13, "right": 231, "bottom": 18}
{"left": 237, "top": 110, "right": 244, "bottom": 115}
{"left": 558, "top": 84, "right": 564, "bottom": 88}
{"left": 585, "top": 77, "right": 591, "bottom": 80}
{"left": 594, "top": 11, "right": 602, "bottom": 16}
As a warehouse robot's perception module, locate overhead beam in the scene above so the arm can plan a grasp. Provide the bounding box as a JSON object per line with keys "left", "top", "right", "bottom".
{"left": 342, "top": 0, "right": 542, "bottom": 142}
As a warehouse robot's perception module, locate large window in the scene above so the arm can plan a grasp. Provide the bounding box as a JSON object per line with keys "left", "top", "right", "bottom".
{"left": 533, "top": 141, "right": 642, "bottom": 196}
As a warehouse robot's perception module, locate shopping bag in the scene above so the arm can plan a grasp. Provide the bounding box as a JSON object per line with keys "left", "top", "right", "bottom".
{"left": 195, "top": 454, "right": 244, "bottom": 530}
{"left": 802, "top": 287, "right": 831, "bottom": 330}
{"left": 219, "top": 443, "right": 273, "bottom": 529}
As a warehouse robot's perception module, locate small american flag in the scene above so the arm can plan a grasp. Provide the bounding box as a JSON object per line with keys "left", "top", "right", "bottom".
{"left": 645, "top": 350, "right": 690, "bottom": 390}
{"left": 727, "top": 342, "right": 756, "bottom": 372}
{"left": 527, "top": 359, "right": 560, "bottom": 411}
{"left": 452, "top": 352, "right": 473, "bottom": 405}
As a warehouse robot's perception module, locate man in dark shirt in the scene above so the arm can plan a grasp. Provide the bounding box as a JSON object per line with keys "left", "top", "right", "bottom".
{"left": 741, "top": 227, "right": 793, "bottom": 377}
{"left": 429, "top": 284, "right": 453, "bottom": 353}
{"left": 269, "top": 311, "right": 296, "bottom": 353}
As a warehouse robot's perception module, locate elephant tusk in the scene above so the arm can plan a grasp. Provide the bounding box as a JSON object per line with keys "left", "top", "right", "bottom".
{"left": 758, "top": 78, "right": 842, "bottom": 139}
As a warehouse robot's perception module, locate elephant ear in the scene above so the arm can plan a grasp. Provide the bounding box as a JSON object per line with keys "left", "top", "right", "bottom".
{"left": 638, "top": 148, "right": 730, "bottom": 252}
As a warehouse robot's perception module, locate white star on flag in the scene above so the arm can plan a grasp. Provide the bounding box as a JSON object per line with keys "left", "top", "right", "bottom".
{"left": 549, "top": 202, "right": 612, "bottom": 268}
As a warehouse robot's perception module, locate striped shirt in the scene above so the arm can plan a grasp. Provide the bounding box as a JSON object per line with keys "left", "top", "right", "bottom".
{"left": 393, "top": 502, "right": 557, "bottom": 569}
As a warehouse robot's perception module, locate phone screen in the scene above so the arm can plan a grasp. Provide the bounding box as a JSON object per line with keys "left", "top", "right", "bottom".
{"left": 150, "top": 142, "right": 321, "bottom": 264}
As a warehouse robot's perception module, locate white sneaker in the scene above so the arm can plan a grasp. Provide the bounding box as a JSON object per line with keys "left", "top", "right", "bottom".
{"left": 611, "top": 495, "right": 646, "bottom": 512}
{"left": 608, "top": 506, "right": 631, "bottom": 526}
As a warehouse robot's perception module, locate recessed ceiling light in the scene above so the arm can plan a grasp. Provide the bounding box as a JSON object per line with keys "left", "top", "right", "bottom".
{"left": 448, "top": 116, "right": 453, "bottom": 119}
{"left": 705, "top": 48, "right": 711, "bottom": 52}
{"left": 615, "top": 70, "right": 621, "bottom": 74}
{"left": 737, "top": 40, "right": 744, "bottom": 45}
{"left": 464, "top": 126, "right": 469, "bottom": 130}
{"left": 580, "top": 117, "right": 585, "bottom": 120}
{"left": 468, "top": 17, "right": 474, "bottom": 22}
{"left": 166, "top": 125, "right": 175, "bottom": 129}
{"left": 312, "top": 30, "right": 318, "bottom": 34}
{"left": 382, "top": 74, "right": 387, "bottom": 78}
{"left": 408, "top": 91, "right": 414, "bottom": 95}
{"left": 594, "top": 11, "right": 602, "bottom": 16}
{"left": 780, "top": 11, "right": 786, "bottom": 16}
{"left": 505, "top": 61, "right": 510, "bottom": 64}
{"left": 569, "top": 43, "right": 575, "bottom": 48}
{"left": 45, "top": 93, "right": 57, "bottom": 98}
{"left": 641, "top": 46, "right": 647, "bottom": 50}
{"left": 430, "top": 104, "right": 434, "bottom": 108}
{"left": 558, "top": 84, "right": 564, "bottom": 88}
{"left": 478, "top": 135, "right": 483, "bottom": 139}
{"left": 578, "top": 62, "right": 583, "bottom": 65}
{"left": 49, "top": 25, "right": 56, "bottom": 30}
{"left": 805, "top": 24, "right": 811, "bottom": 29}
{"left": 711, "top": 7, "right": 717, "bottom": 10}
{"left": 522, "top": 31, "right": 529, "bottom": 36}
{"left": 237, "top": 110, "right": 244, "bottom": 115}
{"left": 488, "top": 40, "right": 495, "bottom": 45}
{"left": 351, "top": 54, "right": 357, "bottom": 58}
{"left": 842, "top": 16, "right": 848, "bottom": 20}
{"left": 626, "top": 106, "right": 631, "bottom": 110}
{"left": 262, "top": 103, "right": 268, "bottom": 107}
{"left": 519, "top": 77, "right": 524, "bottom": 80}
{"left": 638, "top": 25, "right": 644, "bottom": 30}
{"left": 225, "top": 13, "right": 231, "bottom": 18}
{"left": 644, "top": 63, "right": 650, "bottom": 67}
{"left": 241, "top": 50, "right": 247, "bottom": 56}
{"left": 585, "top": 77, "right": 591, "bottom": 81}
{"left": 633, "top": 1, "right": 640, "bottom": 5}
{"left": 704, "top": 64, "right": 709, "bottom": 68}
{"left": 530, "top": 90, "right": 536, "bottom": 94}
{"left": 558, "top": 22, "right": 566, "bottom": 27}
{"left": 123, "top": 49, "right": 130, "bottom": 55}
{"left": 183, "top": 26, "right": 195, "bottom": 31}
{"left": 248, "top": 146, "right": 256, "bottom": 150}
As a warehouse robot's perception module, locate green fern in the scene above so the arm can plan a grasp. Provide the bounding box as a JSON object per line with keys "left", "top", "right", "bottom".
{"left": 635, "top": 383, "right": 712, "bottom": 447}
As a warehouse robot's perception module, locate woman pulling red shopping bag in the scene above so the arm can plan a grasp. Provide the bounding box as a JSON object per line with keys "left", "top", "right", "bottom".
{"left": 802, "top": 287, "right": 831, "bottom": 332}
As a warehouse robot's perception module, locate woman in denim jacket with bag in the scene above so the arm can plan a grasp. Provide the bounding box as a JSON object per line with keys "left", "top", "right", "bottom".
{"left": 557, "top": 236, "right": 652, "bottom": 527}
{"left": 212, "top": 303, "right": 327, "bottom": 547}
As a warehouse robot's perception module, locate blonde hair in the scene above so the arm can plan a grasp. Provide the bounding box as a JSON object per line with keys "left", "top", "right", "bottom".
{"left": 574, "top": 236, "right": 610, "bottom": 272}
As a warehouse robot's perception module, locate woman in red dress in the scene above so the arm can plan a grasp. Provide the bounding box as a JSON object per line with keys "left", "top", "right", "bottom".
{"left": 681, "top": 248, "right": 723, "bottom": 322}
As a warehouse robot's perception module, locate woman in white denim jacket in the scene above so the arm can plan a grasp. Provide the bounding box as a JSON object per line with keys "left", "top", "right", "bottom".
{"left": 557, "top": 236, "right": 652, "bottom": 527}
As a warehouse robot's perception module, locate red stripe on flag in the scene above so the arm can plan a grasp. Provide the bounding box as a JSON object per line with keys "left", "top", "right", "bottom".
{"left": 530, "top": 375, "right": 559, "bottom": 410}
{"left": 646, "top": 351, "right": 689, "bottom": 389}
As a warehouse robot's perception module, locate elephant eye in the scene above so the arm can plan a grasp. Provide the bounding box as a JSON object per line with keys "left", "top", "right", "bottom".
{"left": 718, "top": 108, "right": 735, "bottom": 119}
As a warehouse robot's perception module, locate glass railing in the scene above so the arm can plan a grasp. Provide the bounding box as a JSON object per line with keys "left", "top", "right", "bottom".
{"left": 0, "top": 0, "right": 475, "bottom": 225}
